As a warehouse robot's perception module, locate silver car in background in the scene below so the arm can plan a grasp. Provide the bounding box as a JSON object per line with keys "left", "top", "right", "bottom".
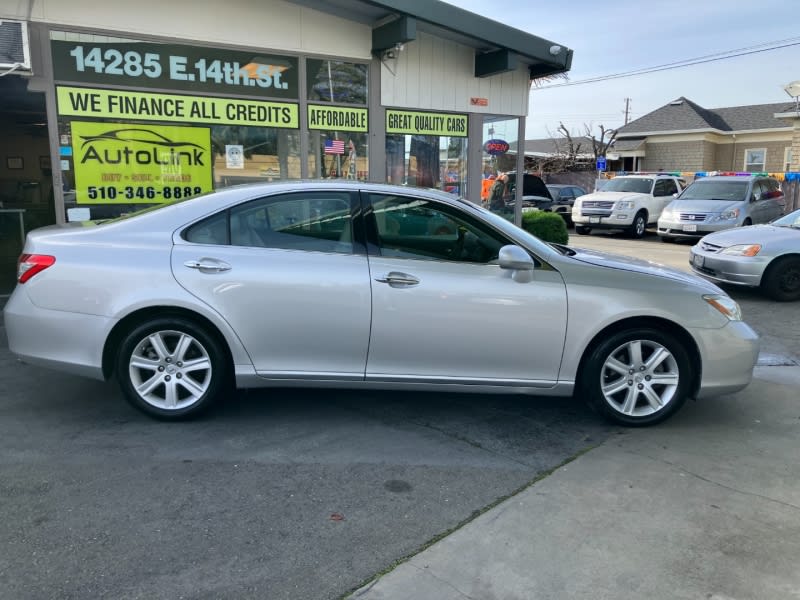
{"left": 4, "top": 182, "right": 759, "bottom": 426}
{"left": 690, "top": 208, "right": 800, "bottom": 301}
{"left": 658, "top": 175, "right": 785, "bottom": 242}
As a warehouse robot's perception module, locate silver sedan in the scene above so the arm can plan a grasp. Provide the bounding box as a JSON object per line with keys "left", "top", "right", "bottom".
{"left": 690, "top": 208, "right": 800, "bottom": 301}
{"left": 4, "top": 182, "right": 759, "bottom": 426}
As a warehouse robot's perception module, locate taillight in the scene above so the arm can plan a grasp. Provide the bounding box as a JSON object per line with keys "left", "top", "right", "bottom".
{"left": 18, "top": 254, "right": 56, "bottom": 284}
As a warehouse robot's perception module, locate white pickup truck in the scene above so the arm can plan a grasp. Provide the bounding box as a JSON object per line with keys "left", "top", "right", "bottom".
{"left": 571, "top": 174, "right": 684, "bottom": 238}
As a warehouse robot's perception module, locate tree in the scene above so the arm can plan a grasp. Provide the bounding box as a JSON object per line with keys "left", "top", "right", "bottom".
{"left": 584, "top": 123, "right": 617, "bottom": 161}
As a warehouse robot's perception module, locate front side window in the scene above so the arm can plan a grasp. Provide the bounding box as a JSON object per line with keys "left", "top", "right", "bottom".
{"left": 744, "top": 148, "right": 766, "bottom": 172}
{"left": 369, "top": 194, "right": 508, "bottom": 263}
{"left": 185, "top": 191, "right": 354, "bottom": 253}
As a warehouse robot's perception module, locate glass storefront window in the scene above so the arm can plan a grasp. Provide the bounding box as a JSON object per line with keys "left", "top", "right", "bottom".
{"left": 306, "top": 60, "right": 368, "bottom": 105}
{"left": 58, "top": 118, "right": 300, "bottom": 221}
{"left": 307, "top": 131, "right": 368, "bottom": 180}
{"left": 385, "top": 135, "right": 467, "bottom": 196}
{"left": 482, "top": 116, "right": 520, "bottom": 219}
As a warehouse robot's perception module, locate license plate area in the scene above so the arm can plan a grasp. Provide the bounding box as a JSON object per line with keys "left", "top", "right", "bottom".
{"left": 683, "top": 224, "right": 697, "bottom": 232}
{"left": 590, "top": 217, "right": 600, "bottom": 224}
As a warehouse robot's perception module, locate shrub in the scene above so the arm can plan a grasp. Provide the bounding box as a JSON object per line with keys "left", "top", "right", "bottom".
{"left": 521, "top": 210, "right": 569, "bottom": 244}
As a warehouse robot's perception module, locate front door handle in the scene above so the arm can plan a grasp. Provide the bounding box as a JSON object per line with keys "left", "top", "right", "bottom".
{"left": 184, "top": 259, "right": 232, "bottom": 273}
{"left": 375, "top": 271, "right": 420, "bottom": 287}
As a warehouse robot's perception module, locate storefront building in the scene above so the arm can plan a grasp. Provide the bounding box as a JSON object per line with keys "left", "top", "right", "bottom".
{"left": 0, "top": 0, "right": 572, "bottom": 289}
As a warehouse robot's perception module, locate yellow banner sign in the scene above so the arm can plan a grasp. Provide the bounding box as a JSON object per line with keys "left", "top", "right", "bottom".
{"left": 386, "top": 109, "right": 467, "bottom": 137}
{"left": 57, "top": 86, "right": 299, "bottom": 128}
{"left": 70, "top": 121, "right": 213, "bottom": 204}
{"left": 307, "top": 104, "right": 368, "bottom": 132}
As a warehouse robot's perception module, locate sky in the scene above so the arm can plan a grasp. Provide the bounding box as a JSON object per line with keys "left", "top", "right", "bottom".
{"left": 443, "top": 0, "right": 800, "bottom": 141}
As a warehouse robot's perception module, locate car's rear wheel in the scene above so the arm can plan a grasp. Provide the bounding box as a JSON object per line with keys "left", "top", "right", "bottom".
{"left": 581, "top": 328, "right": 692, "bottom": 426}
{"left": 762, "top": 256, "right": 800, "bottom": 302}
{"left": 116, "top": 317, "right": 229, "bottom": 419}
{"left": 575, "top": 225, "right": 591, "bottom": 235}
{"left": 628, "top": 211, "right": 647, "bottom": 239}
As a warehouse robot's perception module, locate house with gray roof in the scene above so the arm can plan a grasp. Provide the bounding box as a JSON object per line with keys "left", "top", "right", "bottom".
{"left": 613, "top": 96, "right": 798, "bottom": 173}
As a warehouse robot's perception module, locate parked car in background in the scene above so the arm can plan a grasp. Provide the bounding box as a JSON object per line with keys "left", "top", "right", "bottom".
{"left": 658, "top": 175, "right": 785, "bottom": 242}
{"left": 546, "top": 184, "right": 587, "bottom": 225}
{"left": 503, "top": 172, "right": 554, "bottom": 211}
{"left": 690, "top": 208, "right": 800, "bottom": 301}
{"left": 5, "top": 181, "right": 758, "bottom": 426}
{"left": 572, "top": 174, "right": 684, "bottom": 238}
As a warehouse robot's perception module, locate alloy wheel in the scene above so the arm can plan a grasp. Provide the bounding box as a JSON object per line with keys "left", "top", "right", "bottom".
{"left": 600, "top": 339, "right": 680, "bottom": 417}
{"left": 128, "top": 330, "right": 213, "bottom": 410}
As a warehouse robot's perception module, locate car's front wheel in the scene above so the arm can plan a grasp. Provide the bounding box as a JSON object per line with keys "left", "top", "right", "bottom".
{"left": 116, "top": 317, "right": 229, "bottom": 419}
{"left": 762, "top": 256, "right": 800, "bottom": 302}
{"left": 628, "top": 211, "right": 648, "bottom": 239}
{"left": 575, "top": 225, "right": 591, "bottom": 235}
{"left": 580, "top": 328, "right": 692, "bottom": 426}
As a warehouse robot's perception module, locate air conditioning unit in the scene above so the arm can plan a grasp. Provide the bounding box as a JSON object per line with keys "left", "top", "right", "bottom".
{"left": 0, "top": 20, "right": 31, "bottom": 71}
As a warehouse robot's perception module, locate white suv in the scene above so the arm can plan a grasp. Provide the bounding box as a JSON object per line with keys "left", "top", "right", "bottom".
{"left": 572, "top": 174, "right": 684, "bottom": 238}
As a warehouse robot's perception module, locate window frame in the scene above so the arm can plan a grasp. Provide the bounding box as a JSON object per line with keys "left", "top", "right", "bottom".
{"left": 743, "top": 148, "right": 767, "bottom": 172}
{"left": 785, "top": 147, "right": 793, "bottom": 172}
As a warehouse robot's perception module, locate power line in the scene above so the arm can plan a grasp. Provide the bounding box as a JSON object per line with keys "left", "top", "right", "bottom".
{"left": 536, "top": 37, "right": 800, "bottom": 89}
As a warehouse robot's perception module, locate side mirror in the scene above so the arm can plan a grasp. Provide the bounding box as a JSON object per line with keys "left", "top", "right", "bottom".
{"left": 499, "top": 245, "right": 534, "bottom": 271}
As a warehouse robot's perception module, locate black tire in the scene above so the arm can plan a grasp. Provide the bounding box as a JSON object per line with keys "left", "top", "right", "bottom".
{"left": 116, "top": 317, "right": 229, "bottom": 420}
{"left": 628, "top": 211, "right": 648, "bottom": 239}
{"left": 761, "top": 256, "right": 800, "bottom": 302}
{"left": 742, "top": 218, "right": 752, "bottom": 227}
{"left": 660, "top": 235, "right": 675, "bottom": 243}
{"left": 579, "top": 327, "right": 693, "bottom": 427}
{"left": 575, "top": 225, "right": 591, "bottom": 235}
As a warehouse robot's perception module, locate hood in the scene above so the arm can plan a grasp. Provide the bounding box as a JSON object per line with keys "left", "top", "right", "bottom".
{"left": 700, "top": 223, "right": 800, "bottom": 246}
{"left": 578, "top": 191, "right": 647, "bottom": 203}
{"left": 568, "top": 246, "right": 721, "bottom": 291}
{"left": 666, "top": 199, "right": 740, "bottom": 213}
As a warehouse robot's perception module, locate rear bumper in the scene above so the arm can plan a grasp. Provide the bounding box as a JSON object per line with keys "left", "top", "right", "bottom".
{"left": 691, "top": 320, "right": 760, "bottom": 398}
{"left": 3, "top": 287, "right": 112, "bottom": 380}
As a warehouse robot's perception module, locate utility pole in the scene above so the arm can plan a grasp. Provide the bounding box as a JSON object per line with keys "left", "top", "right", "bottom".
{"left": 623, "top": 97, "right": 631, "bottom": 125}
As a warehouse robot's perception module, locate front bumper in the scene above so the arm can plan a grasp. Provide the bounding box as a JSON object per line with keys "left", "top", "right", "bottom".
{"left": 658, "top": 218, "right": 740, "bottom": 239}
{"left": 572, "top": 211, "right": 634, "bottom": 228}
{"left": 3, "top": 286, "right": 113, "bottom": 380}
{"left": 689, "top": 249, "right": 768, "bottom": 287}
{"left": 691, "top": 320, "right": 760, "bottom": 398}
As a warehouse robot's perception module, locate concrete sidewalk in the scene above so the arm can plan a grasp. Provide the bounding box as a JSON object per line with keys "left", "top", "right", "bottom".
{"left": 350, "top": 366, "right": 800, "bottom": 600}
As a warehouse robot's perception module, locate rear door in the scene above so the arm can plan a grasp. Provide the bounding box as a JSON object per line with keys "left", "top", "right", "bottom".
{"left": 171, "top": 190, "right": 371, "bottom": 379}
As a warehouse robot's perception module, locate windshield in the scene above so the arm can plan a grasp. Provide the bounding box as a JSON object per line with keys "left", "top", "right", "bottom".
{"left": 602, "top": 178, "right": 652, "bottom": 194}
{"left": 772, "top": 209, "right": 800, "bottom": 228}
{"left": 546, "top": 186, "right": 562, "bottom": 200}
{"left": 679, "top": 181, "right": 748, "bottom": 201}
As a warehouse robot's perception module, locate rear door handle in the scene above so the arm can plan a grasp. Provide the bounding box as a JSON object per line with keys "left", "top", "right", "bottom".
{"left": 184, "top": 259, "right": 232, "bottom": 273}
{"left": 375, "top": 271, "right": 420, "bottom": 287}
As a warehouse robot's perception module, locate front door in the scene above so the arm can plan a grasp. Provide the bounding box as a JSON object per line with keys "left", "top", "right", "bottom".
{"left": 363, "top": 192, "right": 568, "bottom": 384}
{"left": 171, "top": 190, "right": 371, "bottom": 378}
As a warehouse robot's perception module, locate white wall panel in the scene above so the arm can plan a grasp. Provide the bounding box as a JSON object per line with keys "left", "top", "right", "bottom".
{"left": 5, "top": 0, "right": 371, "bottom": 59}
{"left": 381, "top": 32, "right": 530, "bottom": 116}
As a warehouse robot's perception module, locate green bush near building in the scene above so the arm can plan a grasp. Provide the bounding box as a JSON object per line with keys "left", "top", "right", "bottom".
{"left": 521, "top": 210, "right": 569, "bottom": 244}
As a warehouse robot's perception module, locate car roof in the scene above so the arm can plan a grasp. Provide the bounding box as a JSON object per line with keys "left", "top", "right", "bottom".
{"left": 696, "top": 175, "right": 769, "bottom": 181}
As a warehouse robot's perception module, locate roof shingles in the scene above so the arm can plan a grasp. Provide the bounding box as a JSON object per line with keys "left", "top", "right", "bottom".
{"left": 617, "top": 97, "right": 795, "bottom": 136}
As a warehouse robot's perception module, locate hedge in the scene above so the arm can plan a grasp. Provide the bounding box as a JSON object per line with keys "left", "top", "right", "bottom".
{"left": 521, "top": 210, "right": 569, "bottom": 244}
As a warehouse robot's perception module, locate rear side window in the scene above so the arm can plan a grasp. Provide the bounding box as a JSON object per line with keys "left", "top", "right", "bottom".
{"left": 183, "top": 191, "right": 355, "bottom": 254}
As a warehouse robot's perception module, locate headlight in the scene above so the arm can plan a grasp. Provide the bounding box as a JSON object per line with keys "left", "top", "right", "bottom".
{"left": 715, "top": 208, "right": 740, "bottom": 221}
{"left": 660, "top": 208, "right": 674, "bottom": 219}
{"left": 616, "top": 201, "right": 634, "bottom": 210}
{"left": 703, "top": 294, "right": 742, "bottom": 321}
{"left": 721, "top": 244, "right": 761, "bottom": 257}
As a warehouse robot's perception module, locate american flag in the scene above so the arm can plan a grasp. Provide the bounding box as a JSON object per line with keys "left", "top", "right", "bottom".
{"left": 324, "top": 139, "right": 345, "bottom": 154}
